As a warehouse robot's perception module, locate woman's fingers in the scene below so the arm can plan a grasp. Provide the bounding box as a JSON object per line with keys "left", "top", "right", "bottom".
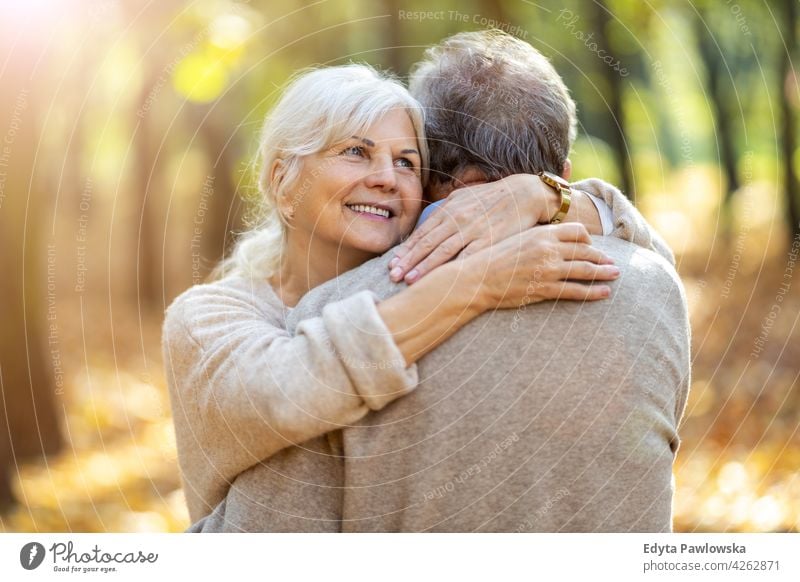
{"left": 404, "top": 232, "right": 469, "bottom": 284}
{"left": 553, "top": 222, "right": 592, "bottom": 244}
{"left": 538, "top": 281, "right": 612, "bottom": 302}
{"left": 390, "top": 213, "right": 458, "bottom": 281}
{"left": 558, "top": 261, "right": 620, "bottom": 282}
{"left": 391, "top": 208, "right": 445, "bottom": 262}
{"left": 455, "top": 238, "right": 491, "bottom": 261}
{"left": 557, "top": 242, "right": 614, "bottom": 264}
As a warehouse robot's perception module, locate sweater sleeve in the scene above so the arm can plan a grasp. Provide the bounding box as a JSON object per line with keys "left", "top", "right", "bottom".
{"left": 162, "top": 282, "right": 418, "bottom": 521}
{"left": 571, "top": 177, "right": 675, "bottom": 265}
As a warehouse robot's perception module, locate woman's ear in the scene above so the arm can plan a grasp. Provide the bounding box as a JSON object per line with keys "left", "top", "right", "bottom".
{"left": 562, "top": 159, "right": 572, "bottom": 181}
{"left": 270, "top": 159, "right": 294, "bottom": 222}
{"left": 270, "top": 159, "right": 285, "bottom": 188}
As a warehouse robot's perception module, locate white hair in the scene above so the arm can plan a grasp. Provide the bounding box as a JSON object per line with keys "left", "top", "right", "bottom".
{"left": 211, "top": 64, "right": 428, "bottom": 281}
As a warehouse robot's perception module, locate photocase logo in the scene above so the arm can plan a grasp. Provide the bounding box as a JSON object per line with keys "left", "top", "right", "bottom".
{"left": 20, "top": 542, "right": 46, "bottom": 570}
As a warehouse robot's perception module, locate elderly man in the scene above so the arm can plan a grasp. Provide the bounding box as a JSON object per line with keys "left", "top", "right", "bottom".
{"left": 185, "top": 30, "right": 690, "bottom": 532}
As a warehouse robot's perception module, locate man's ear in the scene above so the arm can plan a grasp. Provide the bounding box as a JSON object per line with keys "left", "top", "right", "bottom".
{"left": 562, "top": 159, "right": 572, "bottom": 181}
{"left": 427, "top": 179, "right": 455, "bottom": 203}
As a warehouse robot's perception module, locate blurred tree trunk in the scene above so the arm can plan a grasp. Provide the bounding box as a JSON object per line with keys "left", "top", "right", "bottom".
{"left": 124, "top": 0, "right": 173, "bottom": 310}
{"left": 591, "top": 0, "right": 634, "bottom": 201}
{"left": 133, "top": 68, "right": 162, "bottom": 310}
{"left": 0, "top": 12, "right": 64, "bottom": 509}
{"left": 478, "top": 0, "right": 510, "bottom": 24}
{"left": 695, "top": 11, "right": 740, "bottom": 209}
{"left": 383, "top": 0, "right": 406, "bottom": 74}
{"left": 192, "top": 108, "right": 243, "bottom": 273}
{"left": 781, "top": 0, "right": 800, "bottom": 241}
{"left": 309, "top": 3, "right": 348, "bottom": 67}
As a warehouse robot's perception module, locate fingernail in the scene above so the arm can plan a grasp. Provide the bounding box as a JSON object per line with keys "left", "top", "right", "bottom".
{"left": 404, "top": 269, "right": 419, "bottom": 283}
{"left": 601, "top": 286, "right": 611, "bottom": 297}
{"left": 390, "top": 267, "right": 404, "bottom": 281}
{"left": 389, "top": 257, "right": 399, "bottom": 269}
{"left": 604, "top": 256, "right": 615, "bottom": 264}
{"left": 608, "top": 266, "right": 620, "bottom": 277}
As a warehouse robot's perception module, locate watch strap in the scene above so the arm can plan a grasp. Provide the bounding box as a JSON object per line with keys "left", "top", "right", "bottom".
{"left": 538, "top": 171, "right": 572, "bottom": 224}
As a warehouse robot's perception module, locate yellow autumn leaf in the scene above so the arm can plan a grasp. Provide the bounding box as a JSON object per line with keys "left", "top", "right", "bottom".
{"left": 172, "top": 51, "right": 228, "bottom": 103}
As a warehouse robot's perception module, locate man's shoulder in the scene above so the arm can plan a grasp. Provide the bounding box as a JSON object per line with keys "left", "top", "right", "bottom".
{"left": 336, "top": 249, "right": 398, "bottom": 287}
{"left": 287, "top": 249, "right": 405, "bottom": 332}
{"left": 296, "top": 249, "right": 404, "bottom": 304}
{"left": 592, "top": 235, "right": 676, "bottom": 273}
{"left": 592, "top": 236, "right": 683, "bottom": 296}
{"left": 585, "top": 237, "right": 688, "bottom": 335}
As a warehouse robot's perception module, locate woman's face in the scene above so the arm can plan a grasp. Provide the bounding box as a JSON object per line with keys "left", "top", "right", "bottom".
{"left": 283, "top": 108, "right": 423, "bottom": 259}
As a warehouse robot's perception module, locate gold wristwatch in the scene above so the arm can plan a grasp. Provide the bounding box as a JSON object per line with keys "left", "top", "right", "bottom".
{"left": 537, "top": 170, "right": 572, "bottom": 224}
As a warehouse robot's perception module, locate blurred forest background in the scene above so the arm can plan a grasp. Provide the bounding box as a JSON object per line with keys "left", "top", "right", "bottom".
{"left": 0, "top": 0, "right": 798, "bottom": 533}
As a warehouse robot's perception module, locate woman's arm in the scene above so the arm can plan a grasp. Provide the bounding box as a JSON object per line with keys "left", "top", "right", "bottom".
{"left": 379, "top": 223, "right": 619, "bottom": 365}
{"left": 163, "top": 283, "right": 418, "bottom": 521}
{"left": 571, "top": 177, "right": 675, "bottom": 264}
{"left": 389, "top": 173, "right": 672, "bottom": 284}
{"left": 388, "top": 173, "right": 601, "bottom": 284}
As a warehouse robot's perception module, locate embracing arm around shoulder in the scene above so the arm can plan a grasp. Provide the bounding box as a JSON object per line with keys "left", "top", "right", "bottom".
{"left": 389, "top": 174, "right": 674, "bottom": 285}
{"left": 379, "top": 223, "right": 619, "bottom": 365}
{"left": 162, "top": 281, "right": 418, "bottom": 520}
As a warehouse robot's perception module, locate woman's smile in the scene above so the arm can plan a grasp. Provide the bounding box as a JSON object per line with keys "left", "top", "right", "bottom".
{"left": 344, "top": 202, "right": 395, "bottom": 222}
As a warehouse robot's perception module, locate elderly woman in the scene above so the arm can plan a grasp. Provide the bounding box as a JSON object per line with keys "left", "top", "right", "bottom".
{"left": 162, "top": 64, "right": 620, "bottom": 531}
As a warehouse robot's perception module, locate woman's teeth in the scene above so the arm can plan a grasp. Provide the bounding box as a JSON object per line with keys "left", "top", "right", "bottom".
{"left": 347, "top": 204, "right": 390, "bottom": 218}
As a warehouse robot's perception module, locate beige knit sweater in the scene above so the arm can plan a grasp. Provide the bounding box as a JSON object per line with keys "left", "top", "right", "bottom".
{"left": 163, "top": 179, "right": 689, "bottom": 531}
{"left": 162, "top": 281, "right": 418, "bottom": 523}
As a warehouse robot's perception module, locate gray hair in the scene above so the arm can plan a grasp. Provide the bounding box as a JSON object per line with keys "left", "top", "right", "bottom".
{"left": 409, "top": 30, "right": 577, "bottom": 184}
{"left": 211, "top": 64, "right": 428, "bottom": 281}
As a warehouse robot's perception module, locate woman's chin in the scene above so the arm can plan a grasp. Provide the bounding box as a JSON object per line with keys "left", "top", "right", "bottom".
{"left": 342, "top": 225, "right": 408, "bottom": 255}
{"left": 344, "top": 234, "right": 397, "bottom": 256}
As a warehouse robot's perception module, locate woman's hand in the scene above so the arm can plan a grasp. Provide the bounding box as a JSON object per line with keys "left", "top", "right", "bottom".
{"left": 377, "top": 222, "right": 615, "bottom": 367}
{"left": 468, "top": 222, "right": 618, "bottom": 310}
{"left": 389, "top": 174, "right": 602, "bottom": 284}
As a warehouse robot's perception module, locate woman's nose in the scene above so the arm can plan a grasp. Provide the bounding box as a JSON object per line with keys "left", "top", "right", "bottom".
{"left": 364, "top": 156, "right": 397, "bottom": 192}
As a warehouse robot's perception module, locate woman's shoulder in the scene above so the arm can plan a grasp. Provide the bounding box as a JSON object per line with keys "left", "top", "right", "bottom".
{"left": 163, "top": 274, "right": 283, "bottom": 331}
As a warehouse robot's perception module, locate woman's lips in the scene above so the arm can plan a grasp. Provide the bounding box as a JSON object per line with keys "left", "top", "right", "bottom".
{"left": 345, "top": 205, "right": 392, "bottom": 222}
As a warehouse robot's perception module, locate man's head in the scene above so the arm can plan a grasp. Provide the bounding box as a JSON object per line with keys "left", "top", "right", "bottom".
{"left": 409, "top": 30, "right": 577, "bottom": 200}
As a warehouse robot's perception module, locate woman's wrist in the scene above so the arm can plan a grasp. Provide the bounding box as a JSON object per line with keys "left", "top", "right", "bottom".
{"left": 514, "top": 173, "right": 603, "bottom": 234}
{"left": 378, "top": 258, "right": 489, "bottom": 366}
{"left": 509, "top": 173, "right": 560, "bottom": 225}
{"left": 447, "top": 254, "right": 495, "bottom": 315}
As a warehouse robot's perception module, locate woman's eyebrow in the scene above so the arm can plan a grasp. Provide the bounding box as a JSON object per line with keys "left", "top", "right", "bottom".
{"left": 350, "top": 136, "right": 419, "bottom": 156}
{"left": 351, "top": 135, "right": 375, "bottom": 147}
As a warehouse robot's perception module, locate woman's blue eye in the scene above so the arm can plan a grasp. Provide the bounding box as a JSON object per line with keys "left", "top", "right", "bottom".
{"left": 342, "top": 145, "right": 365, "bottom": 156}
{"left": 395, "top": 158, "right": 414, "bottom": 169}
